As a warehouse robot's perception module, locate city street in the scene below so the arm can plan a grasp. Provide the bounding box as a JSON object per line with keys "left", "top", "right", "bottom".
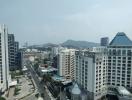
{"left": 28, "top": 65, "right": 51, "bottom": 100}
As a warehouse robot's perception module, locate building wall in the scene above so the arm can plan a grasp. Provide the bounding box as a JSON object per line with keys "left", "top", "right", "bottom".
{"left": 75, "top": 45, "right": 132, "bottom": 99}
{"left": 14, "top": 42, "right": 19, "bottom": 68}
{"left": 0, "top": 25, "right": 9, "bottom": 92}
{"left": 15, "top": 50, "right": 23, "bottom": 69}
{"left": 75, "top": 48, "right": 108, "bottom": 100}
{"left": 75, "top": 52, "right": 95, "bottom": 93}
{"left": 8, "top": 34, "right": 15, "bottom": 70}
{"left": 107, "top": 46, "right": 132, "bottom": 88}
{"left": 58, "top": 49, "right": 75, "bottom": 80}
{"left": 8, "top": 35, "right": 19, "bottom": 70}
{"left": 101, "top": 37, "right": 109, "bottom": 46}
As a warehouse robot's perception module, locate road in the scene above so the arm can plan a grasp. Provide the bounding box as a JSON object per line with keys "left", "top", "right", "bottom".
{"left": 28, "top": 65, "right": 51, "bottom": 100}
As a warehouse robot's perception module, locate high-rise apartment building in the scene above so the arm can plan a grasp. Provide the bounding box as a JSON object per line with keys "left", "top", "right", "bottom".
{"left": 8, "top": 34, "right": 19, "bottom": 70}
{"left": 75, "top": 32, "right": 132, "bottom": 100}
{"left": 58, "top": 49, "right": 76, "bottom": 80}
{"left": 8, "top": 34, "right": 15, "bottom": 70}
{"left": 52, "top": 46, "right": 66, "bottom": 68}
{"left": 0, "top": 25, "right": 9, "bottom": 93}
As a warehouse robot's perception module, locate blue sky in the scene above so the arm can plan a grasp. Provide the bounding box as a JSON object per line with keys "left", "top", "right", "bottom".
{"left": 0, "top": 0, "right": 132, "bottom": 46}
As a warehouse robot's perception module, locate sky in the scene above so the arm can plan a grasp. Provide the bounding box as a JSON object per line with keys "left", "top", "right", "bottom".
{"left": 0, "top": 0, "right": 132, "bottom": 46}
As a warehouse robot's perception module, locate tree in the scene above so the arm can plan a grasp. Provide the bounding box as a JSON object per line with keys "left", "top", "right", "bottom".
{"left": 0, "top": 97, "right": 6, "bottom": 100}
{"left": 34, "top": 63, "right": 39, "bottom": 70}
{"left": 41, "top": 93, "right": 44, "bottom": 98}
{"left": 35, "top": 58, "right": 41, "bottom": 64}
{"left": 35, "top": 93, "right": 39, "bottom": 98}
{"left": 54, "top": 81, "right": 63, "bottom": 88}
{"left": 42, "top": 74, "right": 52, "bottom": 83}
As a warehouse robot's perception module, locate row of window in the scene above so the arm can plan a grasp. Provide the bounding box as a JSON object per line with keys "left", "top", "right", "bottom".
{"left": 108, "top": 49, "right": 132, "bottom": 56}
{"left": 107, "top": 83, "right": 130, "bottom": 87}
{"left": 108, "top": 56, "right": 132, "bottom": 60}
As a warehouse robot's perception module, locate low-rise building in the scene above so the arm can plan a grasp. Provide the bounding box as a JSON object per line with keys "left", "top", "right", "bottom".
{"left": 38, "top": 65, "right": 57, "bottom": 76}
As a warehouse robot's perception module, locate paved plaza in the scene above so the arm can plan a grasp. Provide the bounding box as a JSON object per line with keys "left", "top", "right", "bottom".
{"left": 6, "top": 75, "right": 35, "bottom": 100}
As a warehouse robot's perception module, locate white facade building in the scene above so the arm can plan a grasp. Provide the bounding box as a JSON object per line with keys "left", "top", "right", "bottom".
{"left": 51, "top": 46, "right": 66, "bottom": 57}
{"left": 0, "top": 25, "right": 10, "bottom": 93}
{"left": 75, "top": 32, "right": 132, "bottom": 100}
{"left": 75, "top": 47, "right": 108, "bottom": 100}
{"left": 107, "top": 32, "right": 132, "bottom": 88}
{"left": 58, "top": 49, "right": 76, "bottom": 80}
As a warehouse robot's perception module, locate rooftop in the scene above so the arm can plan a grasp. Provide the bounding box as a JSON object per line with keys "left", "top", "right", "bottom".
{"left": 71, "top": 83, "right": 81, "bottom": 95}
{"left": 39, "top": 66, "right": 58, "bottom": 73}
{"left": 117, "top": 86, "right": 131, "bottom": 96}
{"left": 52, "top": 75, "right": 72, "bottom": 85}
{"left": 109, "top": 32, "right": 132, "bottom": 46}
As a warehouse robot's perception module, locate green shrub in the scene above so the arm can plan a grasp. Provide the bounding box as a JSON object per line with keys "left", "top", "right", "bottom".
{"left": 14, "top": 87, "right": 21, "bottom": 96}
{"left": 35, "top": 93, "right": 39, "bottom": 98}
{"left": 0, "top": 97, "right": 6, "bottom": 100}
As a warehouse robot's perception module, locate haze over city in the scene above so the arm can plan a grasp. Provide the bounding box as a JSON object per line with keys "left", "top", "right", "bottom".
{"left": 1, "top": 0, "right": 132, "bottom": 100}
{"left": 0, "top": 0, "right": 132, "bottom": 45}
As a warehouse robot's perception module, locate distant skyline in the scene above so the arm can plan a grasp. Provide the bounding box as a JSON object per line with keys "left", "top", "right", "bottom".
{"left": 0, "top": 0, "right": 132, "bottom": 46}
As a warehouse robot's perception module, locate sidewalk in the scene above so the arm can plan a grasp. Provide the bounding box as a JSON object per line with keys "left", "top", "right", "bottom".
{"left": 16, "top": 76, "right": 34, "bottom": 99}
{"left": 21, "top": 71, "right": 43, "bottom": 100}
{"left": 6, "top": 87, "right": 15, "bottom": 100}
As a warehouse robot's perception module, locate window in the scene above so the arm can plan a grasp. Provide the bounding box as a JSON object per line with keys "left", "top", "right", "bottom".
{"left": 85, "top": 61, "right": 88, "bottom": 64}
{"left": 128, "top": 57, "right": 131, "bottom": 60}
{"left": 122, "top": 74, "right": 125, "bottom": 77}
{"left": 127, "top": 64, "right": 131, "bottom": 67}
{"left": 122, "top": 50, "right": 126, "bottom": 56}
{"left": 127, "top": 78, "right": 130, "bottom": 80}
{"left": 109, "top": 50, "right": 112, "bottom": 55}
{"left": 113, "top": 49, "right": 116, "bottom": 55}
{"left": 127, "top": 68, "right": 131, "bottom": 70}
{"left": 117, "top": 84, "right": 120, "bottom": 86}
{"left": 118, "top": 57, "right": 121, "bottom": 59}
{"left": 127, "top": 50, "right": 131, "bottom": 56}
{"left": 128, "top": 61, "right": 131, "bottom": 63}
{"left": 117, "top": 50, "right": 121, "bottom": 56}
{"left": 122, "top": 78, "right": 125, "bottom": 80}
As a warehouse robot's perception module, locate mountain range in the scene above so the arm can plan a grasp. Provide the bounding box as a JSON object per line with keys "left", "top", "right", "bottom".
{"left": 61, "top": 40, "right": 100, "bottom": 48}
{"left": 28, "top": 40, "right": 100, "bottom": 49}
